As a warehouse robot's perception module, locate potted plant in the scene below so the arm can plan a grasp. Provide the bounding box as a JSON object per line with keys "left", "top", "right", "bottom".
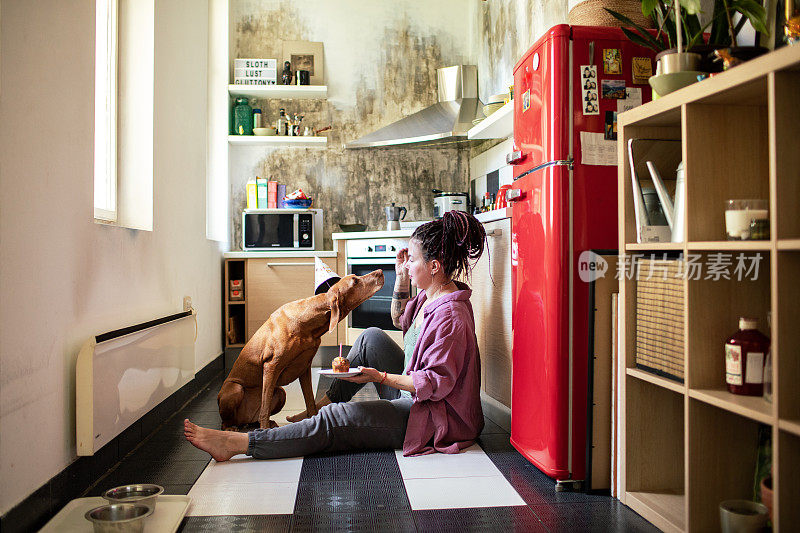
{"left": 606, "top": 0, "right": 769, "bottom": 71}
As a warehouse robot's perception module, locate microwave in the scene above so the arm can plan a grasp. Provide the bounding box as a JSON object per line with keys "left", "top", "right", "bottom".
{"left": 242, "top": 209, "right": 323, "bottom": 250}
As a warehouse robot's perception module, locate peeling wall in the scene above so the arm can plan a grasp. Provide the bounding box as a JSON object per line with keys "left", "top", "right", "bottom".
{"left": 229, "top": 0, "right": 476, "bottom": 250}
{"left": 476, "top": 0, "right": 569, "bottom": 100}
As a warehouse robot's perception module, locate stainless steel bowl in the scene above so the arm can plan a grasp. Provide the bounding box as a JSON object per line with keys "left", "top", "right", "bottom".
{"left": 102, "top": 484, "right": 164, "bottom": 511}
{"left": 84, "top": 503, "right": 153, "bottom": 533}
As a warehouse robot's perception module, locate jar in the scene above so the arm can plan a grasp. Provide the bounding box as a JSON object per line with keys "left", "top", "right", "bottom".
{"left": 252, "top": 108, "right": 262, "bottom": 129}
{"left": 233, "top": 97, "right": 253, "bottom": 135}
{"left": 725, "top": 317, "right": 770, "bottom": 396}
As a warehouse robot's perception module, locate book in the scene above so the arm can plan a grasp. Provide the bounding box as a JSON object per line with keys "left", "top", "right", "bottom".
{"left": 277, "top": 184, "right": 286, "bottom": 209}
{"left": 267, "top": 180, "right": 278, "bottom": 209}
{"left": 256, "top": 177, "right": 267, "bottom": 209}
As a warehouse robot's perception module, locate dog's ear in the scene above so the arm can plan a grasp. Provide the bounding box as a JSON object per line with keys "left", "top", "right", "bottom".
{"left": 327, "top": 288, "right": 342, "bottom": 333}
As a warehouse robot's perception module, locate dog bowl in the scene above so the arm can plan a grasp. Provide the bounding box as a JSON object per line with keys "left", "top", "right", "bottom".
{"left": 85, "top": 503, "right": 153, "bottom": 533}
{"left": 102, "top": 484, "right": 164, "bottom": 511}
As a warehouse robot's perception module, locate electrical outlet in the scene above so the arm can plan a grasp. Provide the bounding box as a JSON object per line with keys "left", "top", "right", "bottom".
{"left": 183, "top": 296, "right": 192, "bottom": 312}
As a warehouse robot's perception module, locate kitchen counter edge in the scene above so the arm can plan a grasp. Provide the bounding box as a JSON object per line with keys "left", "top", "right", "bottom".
{"left": 332, "top": 209, "right": 512, "bottom": 241}
{"left": 222, "top": 250, "right": 338, "bottom": 258}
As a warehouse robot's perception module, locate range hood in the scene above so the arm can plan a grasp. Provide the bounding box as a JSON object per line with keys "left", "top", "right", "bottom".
{"left": 346, "top": 65, "right": 483, "bottom": 149}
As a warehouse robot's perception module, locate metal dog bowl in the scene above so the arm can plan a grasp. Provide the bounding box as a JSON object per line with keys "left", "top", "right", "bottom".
{"left": 84, "top": 503, "right": 153, "bottom": 533}
{"left": 102, "top": 484, "right": 164, "bottom": 511}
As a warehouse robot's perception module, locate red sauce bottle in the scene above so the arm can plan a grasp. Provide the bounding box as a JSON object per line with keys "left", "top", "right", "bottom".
{"left": 725, "top": 317, "right": 771, "bottom": 396}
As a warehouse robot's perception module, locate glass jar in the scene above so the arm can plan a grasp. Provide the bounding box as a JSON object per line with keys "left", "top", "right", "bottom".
{"left": 233, "top": 97, "right": 253, "bottom": 135}
{"left": 725, "top": 317, "right": 771, "bottom": 396}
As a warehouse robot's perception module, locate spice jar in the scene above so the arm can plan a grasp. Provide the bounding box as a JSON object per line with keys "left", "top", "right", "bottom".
{"left": 233, "top": 97, "right": 253, "bottom": 135}
{"left": 725, "top": 317, "right": 770, "bottom": 396}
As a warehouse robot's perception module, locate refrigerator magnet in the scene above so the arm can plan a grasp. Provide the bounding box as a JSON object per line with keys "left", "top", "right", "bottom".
{"left": 603, "top": 49, "right": 622, "bottom": 75}
{"left": 601, "top": 79, "right": 626, "bottom": 99}
{"left": 632, "top": 57, "right": 653, "bottom": 84}
{"left": 581, "top": 65, "right": 599, "bottom": 115}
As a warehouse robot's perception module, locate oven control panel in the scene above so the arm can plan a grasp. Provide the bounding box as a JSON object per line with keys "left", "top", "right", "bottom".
{"left": 346, "top": 238, "right": 409, "bottom": 259}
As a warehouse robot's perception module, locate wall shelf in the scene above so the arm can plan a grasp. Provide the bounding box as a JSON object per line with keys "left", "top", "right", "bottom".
{"left": 228, "top": 135, "right": 328, "bottom": 147}
{"left": 228, "top": 84, "right": 328, "bottom": 100}
{"left": 467, "top": 100, "right": 513, "bottom": 140}
{"left": 625, "top": 243, "right": 684, "bottom": 251}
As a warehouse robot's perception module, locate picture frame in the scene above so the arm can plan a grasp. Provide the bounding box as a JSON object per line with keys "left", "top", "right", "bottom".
{"left": 282, "top": 41, "right": 324, "bottom": 85}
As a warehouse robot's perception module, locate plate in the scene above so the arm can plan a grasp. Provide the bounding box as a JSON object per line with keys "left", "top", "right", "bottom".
{"left": 319, "top": 367, "right": 363, "bottom": 378}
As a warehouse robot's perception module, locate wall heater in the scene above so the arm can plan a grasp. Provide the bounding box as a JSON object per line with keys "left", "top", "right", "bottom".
{"left": 76, "top": 310, "right": 196, "bottom": 455}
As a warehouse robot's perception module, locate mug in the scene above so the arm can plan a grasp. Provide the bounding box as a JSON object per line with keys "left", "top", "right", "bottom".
{"left": 297, "top": 70, "right": 310, "bottom": 85}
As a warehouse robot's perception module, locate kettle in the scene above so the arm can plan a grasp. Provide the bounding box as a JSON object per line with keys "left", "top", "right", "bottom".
{"left": 385, "top": 202, "right": 407, "bottom": 230}
{"left": 647, "top": 161, "right": 685, "bottom": 243}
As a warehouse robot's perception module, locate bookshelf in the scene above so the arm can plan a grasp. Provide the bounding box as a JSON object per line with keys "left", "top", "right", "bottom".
{"left": 618, "top": 45, "right": 800, "bottom": 531}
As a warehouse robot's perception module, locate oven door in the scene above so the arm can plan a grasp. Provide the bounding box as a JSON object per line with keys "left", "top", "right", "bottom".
{"left": 346, "top": 258, "right": 412, "bottom": 346}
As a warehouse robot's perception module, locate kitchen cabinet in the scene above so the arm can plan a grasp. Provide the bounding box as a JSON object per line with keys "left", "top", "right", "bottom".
{"left": 224, "top": 255, "right": 340, "bottom": 349}
{"left": 618, "top": 45, "right": 800, "bottom": 532}
{"left": 469, "top": 217, "right": 512, "bottom": 407}
{"left": 245, "top": 257, "right": 339, "bottom": 346}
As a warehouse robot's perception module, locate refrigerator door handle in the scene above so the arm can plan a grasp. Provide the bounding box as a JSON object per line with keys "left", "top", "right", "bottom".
{"left": 506, "top": 150, "right": 527, "bottom": 165}
{"left": 506, "top": 189, "right": 524, "bottom": 202}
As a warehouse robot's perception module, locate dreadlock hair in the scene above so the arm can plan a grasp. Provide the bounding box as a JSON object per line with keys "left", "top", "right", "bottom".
{"left": 410, "top": 211, "right": 486, "bottom": 282}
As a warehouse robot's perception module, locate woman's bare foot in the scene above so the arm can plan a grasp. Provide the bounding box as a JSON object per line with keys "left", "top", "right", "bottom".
{"left": 184, "top": 419, "right": 249, "bottom": 462}
{"left": 286, "top": 395, "right": 331, "bottom": 423}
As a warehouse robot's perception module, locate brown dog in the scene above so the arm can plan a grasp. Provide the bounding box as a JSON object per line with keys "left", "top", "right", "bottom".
{"left": 218, "top": 269, "right": 384, "bottom": 431}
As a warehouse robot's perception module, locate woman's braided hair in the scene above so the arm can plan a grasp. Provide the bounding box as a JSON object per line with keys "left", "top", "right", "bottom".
{"left": 411, "top": 211, "right": 486, "bottom": 282}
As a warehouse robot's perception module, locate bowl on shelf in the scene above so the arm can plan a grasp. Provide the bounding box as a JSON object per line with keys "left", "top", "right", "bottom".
{"left": 338, "top": 223, "right": 367, "bottom": 232}
{"left": 487, "top": 92, "right": 508, "bottom": 105}
{"left": 284, "top": 198, "right": 313, "bottom": 209}
{"left": 482, "top": 102, "right": 504, "bottom": 117}
{"left": 253, "top": 127, "right": 274, "bottom": 136}
{"left": 648, "top": 71, "right": 705, "bottom": 98}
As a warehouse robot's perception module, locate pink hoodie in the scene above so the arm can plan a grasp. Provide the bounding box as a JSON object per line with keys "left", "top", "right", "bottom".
{"left": 399, "top": 281, "right": 484, "bottom": 456}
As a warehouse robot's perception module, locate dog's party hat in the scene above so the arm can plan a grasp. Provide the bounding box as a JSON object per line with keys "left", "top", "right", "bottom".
{"left": 314, "top": 257, "right": 341, "bottom": 295}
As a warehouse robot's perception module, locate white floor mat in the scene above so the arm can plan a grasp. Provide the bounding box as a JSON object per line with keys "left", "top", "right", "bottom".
{"left": 395, "top": 444, "right": 525, "bottom": 510}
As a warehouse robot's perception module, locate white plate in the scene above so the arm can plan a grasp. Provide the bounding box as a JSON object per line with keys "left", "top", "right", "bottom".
{"left": 318, "top": 367, "right": 363, "bottom": 378}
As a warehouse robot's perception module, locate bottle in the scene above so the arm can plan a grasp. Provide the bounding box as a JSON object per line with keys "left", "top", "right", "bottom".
{"left": 483, "top": 192, "right": 491, "bottom": 212}
{"left": 233, "top": 97, "right": 253, "bottom": 135}
{"left": 287, "top": 113, "right": 295, "bottom": 136}
{"left": 281, "top": 61, "right": 292, "bottom": 85}
{"left": 724, "top": 317, "right": 770, "bottom": 396}
{"left": 252, "top": 108, "right": 262, "bottom": 129}
{"left": 276, "top": 108, "right": 287, "bottom": 136}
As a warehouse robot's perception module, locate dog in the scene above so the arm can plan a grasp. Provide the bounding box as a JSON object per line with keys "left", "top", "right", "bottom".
{"left": 218, "top": 270, "right": 384, "bottom": 431}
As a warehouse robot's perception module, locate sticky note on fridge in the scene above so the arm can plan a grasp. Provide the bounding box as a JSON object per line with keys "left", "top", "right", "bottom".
{"left": 580, "top": 131, "right": 616, "bottom": 166}
{"left": 580, "top": 65, "right": 599, "bottom": 115}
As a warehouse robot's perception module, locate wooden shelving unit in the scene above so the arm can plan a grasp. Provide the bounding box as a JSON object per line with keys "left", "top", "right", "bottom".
{"left": 618, "top": 45, "right": 800, "bottom": 532}
{"left": 224, "top": 259, "right": 246, "bottom": 348}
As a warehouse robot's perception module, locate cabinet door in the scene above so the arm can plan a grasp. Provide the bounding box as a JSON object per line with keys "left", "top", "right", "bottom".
{"left": 246, "top": 257, "right": 338, "bottom": 346}
{"left": 471, "top": 219, "right": 512, "bottom": 407}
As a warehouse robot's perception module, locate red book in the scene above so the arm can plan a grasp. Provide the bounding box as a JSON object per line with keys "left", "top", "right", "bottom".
{"left": 267, "top": 180, "right": 278, "bottom": 208}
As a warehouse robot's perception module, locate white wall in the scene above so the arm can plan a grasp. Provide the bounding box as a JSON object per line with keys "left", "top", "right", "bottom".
{"left": 0, "top": 0, "right": 221, "bottom": 515}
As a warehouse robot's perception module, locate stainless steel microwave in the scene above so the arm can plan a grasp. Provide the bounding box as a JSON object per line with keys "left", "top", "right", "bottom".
{"left": 242, "top": 209, "right": 323, "bottom": 250}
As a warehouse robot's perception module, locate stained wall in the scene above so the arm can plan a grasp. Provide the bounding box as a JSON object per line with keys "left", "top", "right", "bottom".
{"left": 229, "top": 0, "right": 478, "bottom": 249}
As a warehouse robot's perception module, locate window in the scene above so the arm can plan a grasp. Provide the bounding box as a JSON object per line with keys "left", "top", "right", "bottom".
{"left": 94, "top": 0, "right": 118, "bottom": 222}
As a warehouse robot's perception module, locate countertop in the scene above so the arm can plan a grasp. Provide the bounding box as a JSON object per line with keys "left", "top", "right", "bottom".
{"left": 331, "top": 208, "right": 512, "bottom": 241}
{"left": 223, "top": 208, "right": 512, "bottom": 257}
{"left": 222, "top": 250, "right": 338, "bottom": 259}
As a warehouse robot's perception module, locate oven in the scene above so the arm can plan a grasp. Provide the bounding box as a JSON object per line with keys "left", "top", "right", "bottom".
{"left": 345, "top": 238, "right": 414, "bottom": 346}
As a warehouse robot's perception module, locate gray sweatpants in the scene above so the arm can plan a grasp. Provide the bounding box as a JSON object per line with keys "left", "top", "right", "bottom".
{"left": 247, "top": 327, "right": 412, "bottom": 459}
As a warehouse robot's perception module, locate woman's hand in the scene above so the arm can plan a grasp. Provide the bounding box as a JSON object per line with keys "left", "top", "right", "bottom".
{"left": 395, "top": 248, "right": 410, "bottom": 285}
{"left": 338, "top": 366, "right": 381, "bottom": 384}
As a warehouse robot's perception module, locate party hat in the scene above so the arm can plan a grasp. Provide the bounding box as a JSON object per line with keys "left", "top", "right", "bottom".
{"left": 314, "top": 257, "right": 341, "bottom": 295}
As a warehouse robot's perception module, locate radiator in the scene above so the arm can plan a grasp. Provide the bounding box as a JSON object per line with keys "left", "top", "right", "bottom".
{"left": 76, "top": 311, "right": 196, "bottom": 455}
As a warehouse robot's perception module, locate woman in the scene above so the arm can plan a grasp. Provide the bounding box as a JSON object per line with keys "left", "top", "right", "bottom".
{"left": 184, "top": 210, "right": 486, "bottom": 461}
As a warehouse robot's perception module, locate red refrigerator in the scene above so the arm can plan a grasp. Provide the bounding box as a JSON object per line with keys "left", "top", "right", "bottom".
{"left": 509, "top": 25, "right": 656, "bottom": 488}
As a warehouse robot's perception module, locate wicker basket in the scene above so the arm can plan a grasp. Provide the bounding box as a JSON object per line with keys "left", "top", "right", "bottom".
{"left": 568, "top": 0, "right": 653, "bottom": 29}
{"left": 635, "top": 258, "right": 684, "bottom": 381}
